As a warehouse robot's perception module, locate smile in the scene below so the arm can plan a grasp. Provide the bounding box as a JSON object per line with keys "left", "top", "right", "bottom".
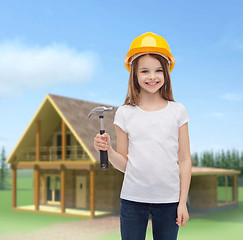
{"left": 145, "top": 82, "right": 159, "bottom": 86}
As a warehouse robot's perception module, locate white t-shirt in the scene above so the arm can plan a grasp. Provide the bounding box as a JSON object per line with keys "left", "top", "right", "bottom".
{"left": 113, "top": 100, "right": 190, "bottom": 203}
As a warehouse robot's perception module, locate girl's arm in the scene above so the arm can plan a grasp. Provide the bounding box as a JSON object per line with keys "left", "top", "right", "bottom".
{"left": 107, "top": 125, "right": 129, "bottom": 173}
{"left": 107, "top": 147, "right": 128, "bottom": 173}
{"left": 178, "top": 122, "right": 192, "bottom": 205}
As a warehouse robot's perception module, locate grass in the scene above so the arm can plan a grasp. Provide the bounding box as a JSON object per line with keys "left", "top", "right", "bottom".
{"left": 98, "top": 188, "right": 243, "bottom": 240}
{"left": 0, "top": 170, "right": 87, "bottom": 235}
{"left": 1, "top": 170, "right": 243, "bottom": 239}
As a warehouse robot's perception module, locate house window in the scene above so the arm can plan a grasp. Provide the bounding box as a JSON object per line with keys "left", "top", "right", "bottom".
{"left": 57, "top": 135, "right": 62, "bottom": 159}
{"left": 46, "top": 175, "right": 61, "bottom": 203}
{"left": 217, "top": 175, "right": 234, "bottom": 205}
{"left": 46, "top": 176, "right": 53, "bottom": 201}
{"left": 57, "top": 133, "right": 71, "bottom": 160}
{"left": 55, "top": 176, "right": 61, "bottom": 201}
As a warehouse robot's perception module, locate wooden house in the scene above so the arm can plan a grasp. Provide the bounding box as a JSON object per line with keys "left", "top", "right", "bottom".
{"left": 189, "top": 166, "right": 240, "bottom": 214}
{"left": 6, "top": 93, "right": 241, "bottom": 218}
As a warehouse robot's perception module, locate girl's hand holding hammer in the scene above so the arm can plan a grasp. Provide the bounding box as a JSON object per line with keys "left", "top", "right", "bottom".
{"left": 94, "top": 133, "right": 112, "bottom": 152}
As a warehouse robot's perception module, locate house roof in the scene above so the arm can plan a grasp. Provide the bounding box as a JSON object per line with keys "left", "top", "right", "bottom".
{"left": 47, "top": 93, "right": 119, "bottom": 165}
{"left": 6, "top": 93, "right": 119, "bottom": 165}
{"left": 192, "top": 166, "right": 241, "bottom": 175}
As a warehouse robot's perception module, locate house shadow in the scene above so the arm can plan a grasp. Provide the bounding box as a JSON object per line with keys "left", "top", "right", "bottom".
{"left": 187, "top": 200, "right": 243, "bottom": 223}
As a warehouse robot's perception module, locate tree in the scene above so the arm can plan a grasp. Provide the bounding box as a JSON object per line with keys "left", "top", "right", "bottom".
{"left": 231, "top": 148, "right": 240, "bottom": 170}
{"left": 0, "top": 146, "right": 9, "bottom": 190}
{"left": 240, "top": 151, "right": 243, "bottom": 175}
{"left": 201, "top": 150, "right": 214, "bottom": 167}
{"left": 192, "top": 152, "right": 199, "bottom": 166}
{"left": 214, "top": 151, "right": 221, "bottom": 168}
{"left": 226, "top": 149, "right": 232, "bottom": 169}
{"left": 220, "top": 149, "right": 228, "bottom": 169}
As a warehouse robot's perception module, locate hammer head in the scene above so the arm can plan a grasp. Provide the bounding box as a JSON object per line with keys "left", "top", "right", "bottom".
{"left": 87, "top": 106, "right": 114, "bottom": 118}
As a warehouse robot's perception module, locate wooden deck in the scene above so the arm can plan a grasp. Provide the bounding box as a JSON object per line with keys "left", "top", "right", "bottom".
{"left": 14, "top": 204, "right": 113, "bottom": 218}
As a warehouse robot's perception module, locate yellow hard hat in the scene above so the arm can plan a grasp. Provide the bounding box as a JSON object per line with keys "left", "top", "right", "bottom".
{"left": 124, "top": 32, "right": 175, "bottom": 72}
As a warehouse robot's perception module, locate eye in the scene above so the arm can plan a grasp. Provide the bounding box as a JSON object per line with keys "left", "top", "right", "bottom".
{"left": 140, "top": 70, "right": 163, "bottom": 73}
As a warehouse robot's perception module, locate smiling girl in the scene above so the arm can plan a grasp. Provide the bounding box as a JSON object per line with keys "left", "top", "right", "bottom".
{"left": 94, "top": 32, "right": 191, "bottom": 240}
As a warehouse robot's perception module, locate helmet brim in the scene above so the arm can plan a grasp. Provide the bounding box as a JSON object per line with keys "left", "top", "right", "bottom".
{"left": 124, "top": 47, "right": 175, "bottom": 72}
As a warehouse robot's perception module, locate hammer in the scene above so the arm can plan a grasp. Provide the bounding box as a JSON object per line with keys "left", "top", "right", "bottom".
{"left": 87, "top": 106, "right": 114, "bottom": 170}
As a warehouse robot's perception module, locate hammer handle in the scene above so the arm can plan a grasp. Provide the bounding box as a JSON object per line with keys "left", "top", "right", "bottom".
{"left": 100, "top": 129, "right": 109, "bottom": 170}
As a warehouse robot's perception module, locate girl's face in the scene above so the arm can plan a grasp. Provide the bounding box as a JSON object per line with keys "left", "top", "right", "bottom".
{"left": 136, "top": 54, "right": 165, "bottom": 95}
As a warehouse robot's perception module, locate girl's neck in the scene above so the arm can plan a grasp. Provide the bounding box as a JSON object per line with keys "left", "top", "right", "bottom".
{"left": 138, "top": 92, "right": 166, "bottom": 107}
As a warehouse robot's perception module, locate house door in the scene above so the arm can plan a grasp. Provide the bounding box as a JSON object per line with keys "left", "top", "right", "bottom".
{"left": 46, "top": 175, "right": 61, "bottom": 204}
{"left": 76, "top": 176, "right": 86, "bottom": 208}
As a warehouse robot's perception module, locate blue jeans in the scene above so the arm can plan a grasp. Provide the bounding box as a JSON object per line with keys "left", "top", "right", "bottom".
{"left": 120, "top": 198, "right": 179, "bottom": 240}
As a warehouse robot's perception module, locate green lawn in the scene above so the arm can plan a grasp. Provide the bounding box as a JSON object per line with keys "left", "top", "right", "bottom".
{"left": 1, "top": 171, "right": 243, "bottom": 239}
{"left": 99, "top": 187, "right": 243, "bottom": 240}
{"left": 0, "top": 171, "right": 87, "bottom": 235}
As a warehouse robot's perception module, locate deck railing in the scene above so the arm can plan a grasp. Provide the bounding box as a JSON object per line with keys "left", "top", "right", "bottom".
{"left": 19, "top": 145, "right": 90, "bottom": 161}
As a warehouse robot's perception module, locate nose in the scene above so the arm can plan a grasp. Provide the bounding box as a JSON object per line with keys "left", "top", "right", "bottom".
{"left": 148, "top": 72, "right": 156, "bottom": 80}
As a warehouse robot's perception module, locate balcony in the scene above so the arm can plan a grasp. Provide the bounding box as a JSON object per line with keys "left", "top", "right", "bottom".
{"left": 19, "top": 145, "right": 90, "bottom": 161}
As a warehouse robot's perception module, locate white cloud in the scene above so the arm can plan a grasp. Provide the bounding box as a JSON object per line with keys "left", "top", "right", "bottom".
{"left": 219, "top": 92, "right": 243, "bottom": 102}
{"left": 0, "top": 39, "right": 100, "bottom": 98}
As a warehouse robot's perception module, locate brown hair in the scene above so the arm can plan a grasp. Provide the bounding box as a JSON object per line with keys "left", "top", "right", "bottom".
{"left": 123, "top": 53, "right": 175, "bottom": 106}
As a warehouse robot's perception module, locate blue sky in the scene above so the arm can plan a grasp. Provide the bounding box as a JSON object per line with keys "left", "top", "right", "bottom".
{"left": 0, "top": 0, "right": 243, "bottom": 159}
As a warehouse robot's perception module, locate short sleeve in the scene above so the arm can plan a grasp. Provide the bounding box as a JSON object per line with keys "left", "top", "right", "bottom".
{"left": 178, "top": 103, "right": 190, "bottom": 127}
{"left": 113, "top": 106, "right": 128, "bottom": 133}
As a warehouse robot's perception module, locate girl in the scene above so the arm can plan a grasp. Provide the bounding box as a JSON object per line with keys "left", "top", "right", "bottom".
{"left": 94, "top": 32, "right": 191, "bottom": 240}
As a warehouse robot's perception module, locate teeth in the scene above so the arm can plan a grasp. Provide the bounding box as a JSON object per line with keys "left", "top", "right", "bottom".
{"left": 146, "top": 82, "right": 158, "bottom": 85}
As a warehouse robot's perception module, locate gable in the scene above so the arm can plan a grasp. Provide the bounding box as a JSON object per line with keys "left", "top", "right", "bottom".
{"left": 6, "top": 94, "right": 119, "bottom": 165}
